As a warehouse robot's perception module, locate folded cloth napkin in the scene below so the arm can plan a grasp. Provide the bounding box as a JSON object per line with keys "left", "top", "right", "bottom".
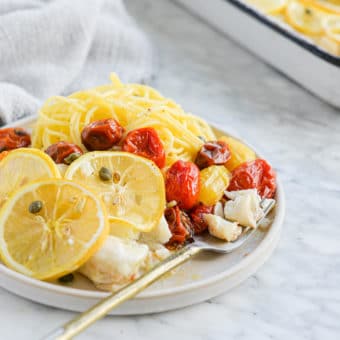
{"left": 0, "top": 0, "right": 154, "bottom": 125}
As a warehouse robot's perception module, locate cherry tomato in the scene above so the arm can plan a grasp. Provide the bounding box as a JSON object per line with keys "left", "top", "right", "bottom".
{"left": 81, "top": 118, "right": 124, "bottom": 151}
{"left": 45, "top": 141, "right": 83, "bottom": 164}
{"left": 122, "top": 127, "right": 165, "bottom": 168}
{"left": 0, "top": 128, "right": 31, "bottom": 152}
{"left": 189, "top": 203, "right": 213, "bottom": 234}
{"left": 165, "top": 206, "right": 193, "bottom": 249}
{"left": 195, "top": 141, "right": 231, "bottom": 169}
{"left": 165, "top": 160, "right": 200, "bottom": 210}
{"left": 227, "top": 159, "right": 276, "bottom": 198}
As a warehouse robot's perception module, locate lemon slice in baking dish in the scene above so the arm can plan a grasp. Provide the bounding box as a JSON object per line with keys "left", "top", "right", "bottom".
{"left": 0, "top": 179, "right": 109, "bottom": 280}
{"left": 0, "top": 148, "right": 60, "bottom": 208}
{"left": 65, "top": 151, "right": 165, "bottom": 232}
{"left": 322, "top": 15, "right": 340, "bottom": 42}
{"left": 247, "top": 0, "right": 288, "bottom": 14}
{"left": 285, "top": 0, "right": 325, "bottom": 35}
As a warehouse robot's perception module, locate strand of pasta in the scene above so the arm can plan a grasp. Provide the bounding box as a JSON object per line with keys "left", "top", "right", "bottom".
{"left": 32, "top": 73, "right": 216, "bottom": 165}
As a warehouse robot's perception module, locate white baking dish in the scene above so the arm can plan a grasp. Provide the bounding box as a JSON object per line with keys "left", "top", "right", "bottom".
{"left": 175, "top": 0, "right": 340, "bottom": 108}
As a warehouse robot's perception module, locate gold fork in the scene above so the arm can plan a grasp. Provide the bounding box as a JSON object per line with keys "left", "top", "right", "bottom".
{"left": 44, "top": 199, "right": 275, "bottom": 340}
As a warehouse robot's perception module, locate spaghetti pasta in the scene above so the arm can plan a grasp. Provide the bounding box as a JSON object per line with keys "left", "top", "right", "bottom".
{"left": 32, "top": 73, "right": 216, "bottom": 166}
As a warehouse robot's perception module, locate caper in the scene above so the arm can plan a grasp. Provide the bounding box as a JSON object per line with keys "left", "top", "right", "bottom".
{"left": 99, "top": 167, "right": 112, "bottom": 181}
{"left": 29, "top": 201, "right": 43, "bottom": 214}
{"left": 58, "top": 273, "right": 74, "bottom": 284}
{"left": 112, "top": 172, "right": 120, "bottom": 184}
{"left": 64, "top": 152, "right": 81, "bottom": 165}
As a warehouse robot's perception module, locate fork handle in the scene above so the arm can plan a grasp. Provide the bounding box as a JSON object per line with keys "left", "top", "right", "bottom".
{"left": 43, "top": 245, "right": 201, "bottom": 340}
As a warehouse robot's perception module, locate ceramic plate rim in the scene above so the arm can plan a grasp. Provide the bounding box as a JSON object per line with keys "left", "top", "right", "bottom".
{"left": 0, "top": 115, "right": 285, "bottom": 300}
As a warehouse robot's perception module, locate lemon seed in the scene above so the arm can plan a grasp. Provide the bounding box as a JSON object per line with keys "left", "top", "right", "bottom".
{"left": 113, "top": 172, "right": 120, "bottom": 183}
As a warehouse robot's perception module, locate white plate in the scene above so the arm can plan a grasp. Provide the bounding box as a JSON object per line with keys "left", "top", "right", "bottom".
{"left": 0, "top": 116, "right": 285, "bottom": 315}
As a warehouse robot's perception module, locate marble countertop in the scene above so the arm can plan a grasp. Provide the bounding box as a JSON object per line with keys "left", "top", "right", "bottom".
{"left": 1, "top": 1, "right": 339, "bottom": 339}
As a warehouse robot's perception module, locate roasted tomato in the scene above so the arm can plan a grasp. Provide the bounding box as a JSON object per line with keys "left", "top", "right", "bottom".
{"left": 165, "top": 160, "right": 200, "bottom": 210}
{"left": 195, "top": 141, "right": 231, "bottom": 169}
{"left": 189, "top": 203, "right": 213, "bottom": 235}
{"left": 165, "top": 206, "right": 193, "bottom": 248}
{"left": 0, "top": 128, "right": 31, "bottom": 152}
{"left": 45, "top": 141, "right": 83, "bottom": 164}
{"left": 122, "top": 127, "right": 165, "bottom": 168}
{"left": 228, "top": 159, "right": 276, "bottom": 198}
{"left": 81, "top": 118, "right": 124, "bottom": 151}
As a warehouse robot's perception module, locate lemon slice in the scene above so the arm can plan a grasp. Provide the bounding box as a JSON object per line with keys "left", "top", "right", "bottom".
{"left": 0, "top": 179, "right": 109, "bottom": 280}
{"left": 109, "top": 218, "right": 141, "bottom": 240}
{"left": 286, "top": 0, "right": 325, "bottom": 35}
{"left": 65, "top": 151, "right": 165, "bottom": 232}
{"left": 322, "top": 15, "right": 340, "bottom": 42}
{"left": 0, "top": 148, "right": 60, "bottom": 208}
{"left": 247, "top": 0, "right": 288, "bottom": 14}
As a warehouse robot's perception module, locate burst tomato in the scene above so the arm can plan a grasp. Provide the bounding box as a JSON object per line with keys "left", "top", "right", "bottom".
{"left": 195, "top": 141, "right": 231, "bottom": 169}
{"left": 45, "top": 141, "right": 83, "bottom": 164}
{"left": 0, "top": 128, "right": 31, "bottom": 152}
{"left": 81, "top": 118, "right": 124, "bottom": 151}
{"left": 122, "top": 127, "right": 165, "bottom": 168}
{"left": 165, "top": 206, "right": 193, "bottom": 248}
{"left": 227, "top": 159, "right": 276, "bottom": 198}
{"left": 189, "top": 203, "right": 213, "bottom": 234}
{"left": 165, "top": 160, "right": 200, "bottom": 210}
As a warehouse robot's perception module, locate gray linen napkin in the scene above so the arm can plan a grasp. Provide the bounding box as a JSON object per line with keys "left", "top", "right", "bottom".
{"left": 0, "top": 0, "right": 154, "bottom": 125}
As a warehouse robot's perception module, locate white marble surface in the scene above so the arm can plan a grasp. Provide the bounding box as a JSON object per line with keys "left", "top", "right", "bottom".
{"left": 1, "top": 1, "right": 340, "bottom": 339}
